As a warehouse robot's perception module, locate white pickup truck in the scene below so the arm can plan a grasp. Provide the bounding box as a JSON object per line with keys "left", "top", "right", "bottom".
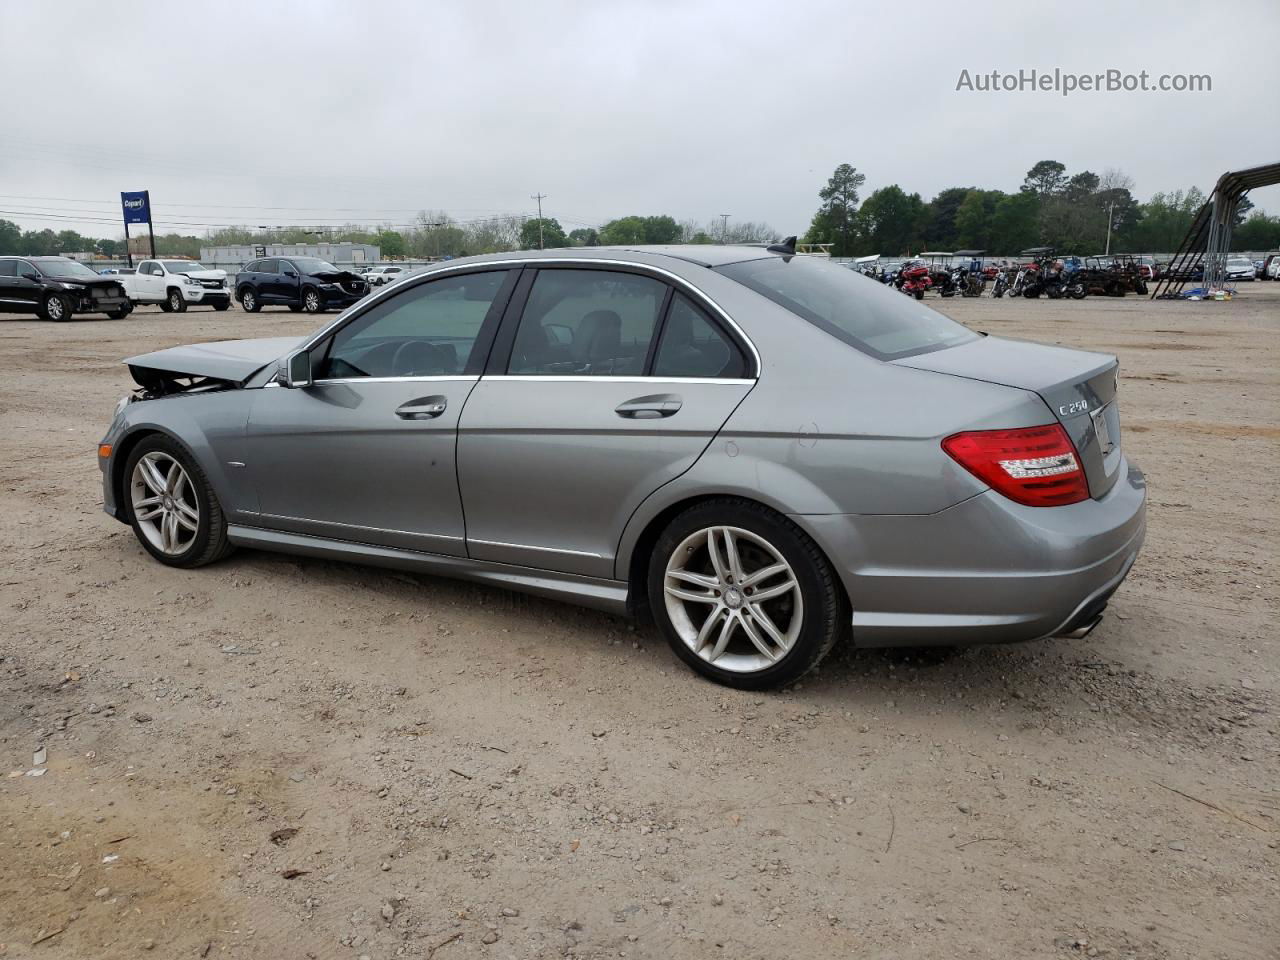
{"left": 122, "top": 259, "right": 231, "bottom": 312}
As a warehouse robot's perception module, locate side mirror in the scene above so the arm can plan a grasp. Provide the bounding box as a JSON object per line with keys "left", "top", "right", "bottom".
{"left": 283, "top": 269, "right": 297, "bottom": 278}
{"left": 284, "top": 350, "right": 313, "bottom": 388}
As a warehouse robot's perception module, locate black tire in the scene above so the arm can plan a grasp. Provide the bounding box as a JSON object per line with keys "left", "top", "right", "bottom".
{"left": 1024, "top": 286, "right": 1040, "bottom": 299}
{"left": 40, "top": 293, "right": 71, "bottom": 322}
{"left": 1069, "top": 283, "right": 1088, "bottom": 300}
{"left": 301, "top": 286, "right": 323, "bottom": 314}
{"left": 107, "top": 307, "right": 132, "bottom": 320}
{"left": 167, "top": 288, "right": 187, "bottom": 313}
{"left": 239, "top": 287, "right": 261, "bottom": 312}
{"left": 647, "top": 499, "right": 845, "bottom": 690}
{"left": 123, "top": 435, "right": 233, "bottom": 569}
{"left": 212, "top": 301, "right": 230, "bottom": 311}
{"left": 913, "top": 289, "right": 924, "bottom": 300}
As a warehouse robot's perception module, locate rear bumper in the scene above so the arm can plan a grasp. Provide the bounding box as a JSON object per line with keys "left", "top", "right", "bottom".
{"left": 795, "top": 458, "right": 1147, "bottom": 648}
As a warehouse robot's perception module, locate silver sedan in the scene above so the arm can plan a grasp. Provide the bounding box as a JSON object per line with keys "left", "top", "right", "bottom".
{"left": 99, "top": 243, "right": 1146, "bottom": 688}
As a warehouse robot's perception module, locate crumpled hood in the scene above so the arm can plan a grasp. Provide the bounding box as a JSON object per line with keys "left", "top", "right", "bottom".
{"left": 125, "top": 336, "right": 302, "bottom": 386}
{"left": 310, "top": 269, "right": 366, "bottom": 285}
{"left": 181, "top": 268, "right": 227, "bottom": 281}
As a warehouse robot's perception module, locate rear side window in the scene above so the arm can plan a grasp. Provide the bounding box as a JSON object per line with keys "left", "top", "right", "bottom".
{"left": 717, "top": 256, "right": 978, "bottom": 361}
{"left": 508, "top": 269, "right": 665, "bottom": 376}
{"left": 0, "top": 260, "right": 15, "bottom": 277}
{"left": 653, "top": 294, "right": 745, "bottom": 379}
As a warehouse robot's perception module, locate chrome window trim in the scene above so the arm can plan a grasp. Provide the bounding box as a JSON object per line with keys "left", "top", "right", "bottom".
{"left": 294, "top": 257, "right": 762, "bottom": 378}
{"left": 311, "top": 374, "right": 479, "bottom": 386}
{"left": 469, "top": 537, "right": 602, "bottom": 559}
{"left": 480, "top": 375, "right": 754, "bottom": 385}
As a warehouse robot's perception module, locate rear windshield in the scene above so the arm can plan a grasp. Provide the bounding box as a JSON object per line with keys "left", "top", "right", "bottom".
{"left": 716, "top": 256, "right": 978, "bottom": 361}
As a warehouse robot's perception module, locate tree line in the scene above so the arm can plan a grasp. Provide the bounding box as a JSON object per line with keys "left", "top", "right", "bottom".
{"left": 0, "top": 212, "right": 780, "bottom": 261}
{"left": 803, "top": 161, "right": 1280, "bottom": 257}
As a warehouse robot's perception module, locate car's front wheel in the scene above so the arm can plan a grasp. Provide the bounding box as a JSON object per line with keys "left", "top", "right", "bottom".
{"left": 41, "top": 293, "right": 71, "bottom": 322}
{"left": 302, "top": 287, "right": 323, "bottom": 313}
{"left": 240, "top": 287, "right": 260, "bottom": 312}
{"left": 167, "top": 289, "right": 187, "bottom": 313}
{"left": 647, "top": 500, "right": 844, "bottom": 689}
{"left": 124, "top": 436, "right": 233, "bottom": 568}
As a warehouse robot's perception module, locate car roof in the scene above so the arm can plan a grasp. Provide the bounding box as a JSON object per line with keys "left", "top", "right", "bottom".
{"left": 442, "top": 244, "right": 779, "bottom": 270}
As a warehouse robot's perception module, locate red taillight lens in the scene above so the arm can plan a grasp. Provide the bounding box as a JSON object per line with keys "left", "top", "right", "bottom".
{"left": 942, "top": 424, "right": 1090, "bottom": 507}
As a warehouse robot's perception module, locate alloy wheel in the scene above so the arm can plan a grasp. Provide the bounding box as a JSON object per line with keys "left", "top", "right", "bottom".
{"left": 129, "top": 451, "right": 199, "bottom": 555}
{"left": 663, "top": 525, "right": 803, "bottom": 674}
{"left": 304, "top": 290, "right": 319, "bottom": 312}
{"left": 46, "top": 296, "right": 64, "bottom": 320}
{"left": 243, "top": 290, "right": 255, "bottom": 310}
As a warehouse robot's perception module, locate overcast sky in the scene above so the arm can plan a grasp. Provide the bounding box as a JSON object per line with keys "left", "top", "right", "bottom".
{"left": 3, "top": 0, "right": 1278, "bottom": 238}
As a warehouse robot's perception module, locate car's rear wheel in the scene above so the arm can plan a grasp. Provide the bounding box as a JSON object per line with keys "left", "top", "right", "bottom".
{"left": 107, "top": 307, "right": 131, "bottom": 319}
{"left": 302, "top": 287, "right": 323, "bottom": 313}
{"left": 41, "top": 293, "right": 71, "bottom": 322}
{"left": 167, "top": 289, "right": 187, "bottom": 313}
{"left": 213, "top": 301, "right": 230, "bottom": 311}
{"left": 240, "top": 287, "right": 260, "bottom": 312}
{"left": 124, "top": 436, "right": 233, "bottom": 568}
{"left": 647, "top": 500, "right": 844, "bottom": 689}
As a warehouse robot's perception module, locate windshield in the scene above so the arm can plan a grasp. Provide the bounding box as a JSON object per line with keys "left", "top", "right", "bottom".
{"left": 163, "top": 261, "right": 208, "bottom": 274}
{"left": 36, "top": 259, "right": 102, "bottom": 279}
{"left": 289, "top": 258, "right": 338, "bottom": 274}
{"left": 1227, "top": 258, "right": 1252, "bottom": 267}
{"left": 717, "top": 256, "right": 978, "bottom": 361}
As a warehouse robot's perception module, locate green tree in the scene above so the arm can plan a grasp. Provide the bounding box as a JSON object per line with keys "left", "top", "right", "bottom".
{"left": 96, "top": 237, "right": 124, "bottom": 256}
{"left": 954, "top": 189, "right": 1005, "bottom": 250}
{"left": 519, "top": 217, "right": 568, "bottom": 249}
{"left": 599, "top": 216, "right": 647, "bottom": 245}
{"left": 56, "top": 230, "right": 88, "bottom": 253}
{"left": 805, "top": 163, "right": 866, "bottom": 257}
{"left": 857, "top": 185, "right": 926, "bottom": 255}
{"left": 1233, "top": 210, "right": 1280, "bottom": 251}
{"left": 1128, "top": 188, "right": 1206, "bottom": 252}
{"left": 0, "top": 219, "right": 21, "bottom": 254}
{"left": 21, "top": 229, "right": 58, "bottom": 255}
{"left": 988, "top": 192, "right": 1040, "bottom": 254}
{"left": 920, "top": 187, "right": 972, "bottom": 250}
{"left": 568, "top": 227, "right": 599, "bottom": 246}
{"left": 375, "top": 229, "right": 406, "bottom": 258}
{"left": 1022, "top": 160, "right": 1068, "bottom": 198}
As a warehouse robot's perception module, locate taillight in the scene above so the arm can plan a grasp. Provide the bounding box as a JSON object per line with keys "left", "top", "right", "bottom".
{"left": 942, "top": 424, "right": 1090, "bottom": 507}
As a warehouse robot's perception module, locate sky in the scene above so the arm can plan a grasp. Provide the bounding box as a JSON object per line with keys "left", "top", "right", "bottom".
{"left": 2, "top": 0, "right": 1278, "bottom": 239}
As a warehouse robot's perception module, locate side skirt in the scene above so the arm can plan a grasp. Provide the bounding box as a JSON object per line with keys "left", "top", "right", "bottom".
{"left": 227, "top": 524, "right": 631, "bottom": 615}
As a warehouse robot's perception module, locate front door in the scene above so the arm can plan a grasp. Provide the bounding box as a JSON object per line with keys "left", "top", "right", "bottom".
{"left": 458, "top": 269, "right": 755, "bottom": 580}
{"left": 242, "top": 268, "right": 518, "bottom": 554}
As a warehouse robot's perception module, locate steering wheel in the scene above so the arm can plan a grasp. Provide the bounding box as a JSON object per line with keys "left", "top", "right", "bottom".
{"left": 390, "top": 340, "right": 439, "bottom": 377}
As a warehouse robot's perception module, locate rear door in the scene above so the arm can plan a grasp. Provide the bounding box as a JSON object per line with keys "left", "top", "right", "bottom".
{"left": 256, "top": 259, "right": 281, "bottom": 301}
{"left": 457, "top": 267, "right": 755, "bottom": 579}
{"left": 0, "top": 259, "right": 21, "bottom": 310}
{"left": 242, "top": 268, "right": 518, "bottom": 554}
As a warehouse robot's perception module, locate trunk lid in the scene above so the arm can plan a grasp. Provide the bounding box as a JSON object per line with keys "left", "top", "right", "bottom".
{"left": 125, "top": 336, "right": 302, "bottom": 387}
{"left": 894, "top": 335, "right": 1123, "bottom": 498}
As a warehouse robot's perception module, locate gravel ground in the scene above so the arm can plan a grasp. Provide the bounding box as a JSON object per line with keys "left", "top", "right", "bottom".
{"left": 1, "top": 284, "right": 1276, "bottom": 959}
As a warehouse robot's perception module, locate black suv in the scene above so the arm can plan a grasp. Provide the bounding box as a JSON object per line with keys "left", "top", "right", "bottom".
{"left": 0, "top": 256, "right": 132, "bottom": 321}
{"left": 234, "top": 257, "right": 368, "bottom": 314}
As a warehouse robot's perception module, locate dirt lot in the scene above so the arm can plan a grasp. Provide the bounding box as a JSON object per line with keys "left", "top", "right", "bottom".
{"left": 1, "top": 284, "right": 1276, "bottom": 960}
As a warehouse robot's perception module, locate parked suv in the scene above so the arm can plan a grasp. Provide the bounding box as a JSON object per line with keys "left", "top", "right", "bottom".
{"left": 0, "top": 255, "right": 132, "bottom": 321}
{"left": 235, "top": 257, "right": 369, "bottom": 314}
{"left": 364, "top": 264, "right": 408, "bottom": 286}
{"left": 125, "top": 260, "right": 231, "bottom": 312}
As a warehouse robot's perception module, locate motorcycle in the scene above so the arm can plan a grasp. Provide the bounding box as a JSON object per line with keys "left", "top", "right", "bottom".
{"left": 1009, "top": 262, "right": 1038, "bottom": 298}
{"left": 959, "top": 267, "right": 986, "bottom": 297}
{"left": 991, "top": 269, "right": 1009, "bottom": 298}
{"left": 896, "top": 262, "right": 931, "bottom": 300}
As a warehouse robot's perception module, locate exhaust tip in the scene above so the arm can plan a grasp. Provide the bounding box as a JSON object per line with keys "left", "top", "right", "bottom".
{"left": 1058, "top": 613, "right": 1104, "bottom": 640}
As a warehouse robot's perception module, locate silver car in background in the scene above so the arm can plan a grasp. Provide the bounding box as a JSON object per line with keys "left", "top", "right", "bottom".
{"left": 98, "top": 244, "right": 1146, "bottom": 688}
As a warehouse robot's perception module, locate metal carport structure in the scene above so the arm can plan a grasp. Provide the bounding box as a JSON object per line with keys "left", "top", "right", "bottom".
{"left": 1153, "top": 161, "right": 1280, "bottom": 298}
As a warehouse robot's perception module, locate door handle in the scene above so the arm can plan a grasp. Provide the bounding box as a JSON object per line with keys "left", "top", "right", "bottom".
{"left": 395, "top": 395, "right": 448, "bottom": 420}
{"left": 615, "top": 393, "right": 682, "bottom": 419}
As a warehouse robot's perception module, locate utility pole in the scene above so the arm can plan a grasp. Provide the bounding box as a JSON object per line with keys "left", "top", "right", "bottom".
{"left": 719, "top": 213, "right": 731, "bottom": 243}
{"left": 531, "top": 193, "right": 548, "bottom": 249}
{"left": 1104, "top": 201, "right": 1116, "bottom": 256}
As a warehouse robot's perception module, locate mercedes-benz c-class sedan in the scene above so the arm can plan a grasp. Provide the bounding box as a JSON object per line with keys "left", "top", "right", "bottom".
{"left": 98, "top": 243, "right": 1146, "bottom": 689}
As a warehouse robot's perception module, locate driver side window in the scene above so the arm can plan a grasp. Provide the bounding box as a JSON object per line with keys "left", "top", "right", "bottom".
{"left": 315, "top": 270, "right": 510, "bottom": 380}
